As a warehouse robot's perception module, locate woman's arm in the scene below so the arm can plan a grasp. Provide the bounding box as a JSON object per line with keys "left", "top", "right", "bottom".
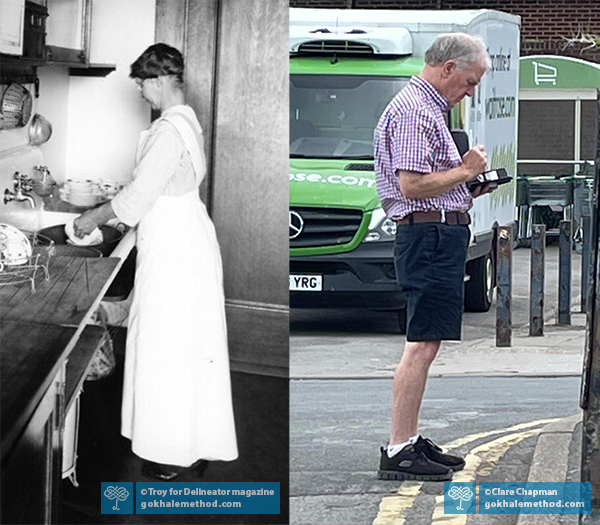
{"left": 73, "top": 200, "right": 117, "bottom": 237}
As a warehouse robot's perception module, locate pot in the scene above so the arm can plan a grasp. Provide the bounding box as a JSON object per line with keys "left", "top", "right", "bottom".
{"left": 36, "top": 224, "right": 123, "bottom": 257}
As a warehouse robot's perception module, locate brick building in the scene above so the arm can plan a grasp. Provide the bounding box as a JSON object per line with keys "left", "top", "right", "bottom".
{"left": 288, "top": 0, "right": 600, "bottom": 63}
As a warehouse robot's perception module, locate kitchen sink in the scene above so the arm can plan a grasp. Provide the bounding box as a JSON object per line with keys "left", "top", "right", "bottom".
{"left": 0, "top": 205, "right": 78, "bottom": 234}
{"left": 0, "top": 203, "right": 137, "bottom": 301}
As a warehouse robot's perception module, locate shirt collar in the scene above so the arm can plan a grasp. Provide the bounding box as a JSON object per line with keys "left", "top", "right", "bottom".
{"left": 410, "top": 76, "right": 449, "bottom": 111}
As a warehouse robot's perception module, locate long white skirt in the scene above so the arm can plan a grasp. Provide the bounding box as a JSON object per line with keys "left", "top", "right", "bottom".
{"left": 121, "top": 190, "right": 238, "bottom": 466}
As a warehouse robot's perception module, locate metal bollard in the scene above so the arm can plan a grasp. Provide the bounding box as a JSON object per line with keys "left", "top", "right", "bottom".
{"left": 581, "top": 214, "right": 591, "bottom": 313}
{"left": 496, "top": 226, "right": 512, "bottom": 347}
{"left": 529, "top": 224, "right": 546, "bottom": 336}
{"left": 558, "top": 220, "right": 572, "bottom": 325}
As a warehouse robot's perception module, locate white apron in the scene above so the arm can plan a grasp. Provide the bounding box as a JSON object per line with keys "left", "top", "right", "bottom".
{"left": 121, "top": 109, "right": 238, "bottom": 466}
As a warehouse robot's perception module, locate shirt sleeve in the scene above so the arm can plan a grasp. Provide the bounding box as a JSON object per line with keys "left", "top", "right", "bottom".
{"left": 391, "top": 109, "right": 436, "bottom": 174}
{"left": 112, "top": 121, "right": 185, "bottom": 227}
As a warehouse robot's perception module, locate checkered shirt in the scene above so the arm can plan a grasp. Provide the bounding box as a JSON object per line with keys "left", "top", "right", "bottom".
{"left": 374, "top": 76, "right": 473, "bottom": 220}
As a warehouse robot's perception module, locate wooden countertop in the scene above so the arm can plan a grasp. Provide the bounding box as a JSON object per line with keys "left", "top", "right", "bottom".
{"left": 0, "top": 254, "right": 122, "bottom": 457}
{"left": 1, "top": 256, "right": 120, "bottom": 326}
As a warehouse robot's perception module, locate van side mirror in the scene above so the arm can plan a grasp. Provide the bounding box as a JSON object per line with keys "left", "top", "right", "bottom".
{"left": 451, "top": 130, "right": 470, "bottom": 157}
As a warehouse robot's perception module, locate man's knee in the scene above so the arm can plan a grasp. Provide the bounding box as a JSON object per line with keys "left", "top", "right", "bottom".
{"left": 403, "top": 341, "right": 441, "bottom": 365}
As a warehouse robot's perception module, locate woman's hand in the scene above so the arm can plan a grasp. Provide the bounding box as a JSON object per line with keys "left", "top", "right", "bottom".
{"left": 73, "top": 211, "right": 99, "bottom": 238}
{"left": 72, "top": 202, "right": 119, "bottom": 238}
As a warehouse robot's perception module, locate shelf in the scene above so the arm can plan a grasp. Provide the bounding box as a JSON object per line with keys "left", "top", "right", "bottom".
{"left": 69, "top": 64, "right": 116, "bottom": 77}
{"left": 0, "top": 66, "right": 37, "bottom": 85}
{"left": 0, "top": 53, "right": 116, "bottom": 83}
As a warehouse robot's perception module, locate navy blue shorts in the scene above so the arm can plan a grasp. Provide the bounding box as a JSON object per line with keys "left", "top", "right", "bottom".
{"left": 393, "top": 223, "right": 470, "bottom": 341}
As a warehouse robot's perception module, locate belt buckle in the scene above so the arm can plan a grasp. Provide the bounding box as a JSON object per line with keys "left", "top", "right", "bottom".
{"left": 440, "top": 210, "right": 446, "bottom": 224}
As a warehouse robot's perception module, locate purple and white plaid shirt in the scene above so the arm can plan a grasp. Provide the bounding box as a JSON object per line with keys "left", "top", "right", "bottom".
{"left": 374, "top": 76, "right": 473, "bottom": 220}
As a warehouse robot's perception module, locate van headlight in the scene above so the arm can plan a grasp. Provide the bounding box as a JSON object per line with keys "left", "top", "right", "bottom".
{"left": 364, "top": 208, "right": 397, "bottom": 242}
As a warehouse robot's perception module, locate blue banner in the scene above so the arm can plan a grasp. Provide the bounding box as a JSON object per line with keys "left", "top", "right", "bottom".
{"left": 136, "top": 482, "right": 280, "bottom": 514}
{"left": 479, "top": 482, "right": 591, "bottom": 514}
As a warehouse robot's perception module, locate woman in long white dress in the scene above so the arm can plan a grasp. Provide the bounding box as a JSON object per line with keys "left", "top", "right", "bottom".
{"left": 74, "top": 43, "right": 238, "bottom": 480}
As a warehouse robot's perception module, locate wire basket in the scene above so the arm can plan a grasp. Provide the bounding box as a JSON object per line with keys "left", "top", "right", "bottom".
{"left": 1, "top": 83, "right": 33, "bottom": 129}
{"left": 0, "top": 233, "right": 54, "bottom": 293}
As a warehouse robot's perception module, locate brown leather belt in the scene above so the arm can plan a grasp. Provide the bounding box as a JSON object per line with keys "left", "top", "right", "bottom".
{"left": 395, "top": 210, "right": 471, "bottom": 226}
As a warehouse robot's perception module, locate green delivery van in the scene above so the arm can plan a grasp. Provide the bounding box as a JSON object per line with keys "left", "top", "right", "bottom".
{"left": 289, "top": 8, "right": 521, "bottom": 328}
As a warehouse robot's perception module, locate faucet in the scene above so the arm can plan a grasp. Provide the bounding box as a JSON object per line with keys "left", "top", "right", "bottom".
{"left": 4, "top": 172, "right": 36, "bottom": 208}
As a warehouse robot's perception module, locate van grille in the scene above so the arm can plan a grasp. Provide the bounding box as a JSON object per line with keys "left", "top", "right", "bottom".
{"left": 290, "top": 207, "right": 363, "bottom": 248}
{"left": 297, "top": 40, "right": 374, "bottom": 55}
{"left": 344, "top": 163, "right": 375, "bottom": 171}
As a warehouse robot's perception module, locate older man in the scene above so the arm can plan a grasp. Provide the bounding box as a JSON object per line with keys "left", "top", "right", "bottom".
{"left": 374, "top": 33, "right": 492, "bottom": 481}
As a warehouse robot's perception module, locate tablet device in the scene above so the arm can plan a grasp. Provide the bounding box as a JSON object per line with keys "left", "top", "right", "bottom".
{"left": 467, "top": 168, "right": 512, "bottom": 191}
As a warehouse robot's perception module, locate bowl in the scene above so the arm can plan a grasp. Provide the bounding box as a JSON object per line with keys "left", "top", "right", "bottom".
{"left": 36, "top": 224, "right": 123, "bottom": 257}
{"left": 29, "top": 114, "right": 53, "bottom": 146}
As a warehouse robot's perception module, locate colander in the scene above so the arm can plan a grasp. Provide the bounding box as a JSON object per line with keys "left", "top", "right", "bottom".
{"left": 1, "top": 83, "right": 33, "bottom": 129}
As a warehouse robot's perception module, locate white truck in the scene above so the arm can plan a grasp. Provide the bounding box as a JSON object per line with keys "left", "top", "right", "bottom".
{"left": 289, "top": 9, "right": 521, "bottom": 321}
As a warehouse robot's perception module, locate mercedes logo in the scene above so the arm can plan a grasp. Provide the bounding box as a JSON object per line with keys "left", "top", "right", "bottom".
{"left": 289, "top": 211, "right": 304, "bottom": 239}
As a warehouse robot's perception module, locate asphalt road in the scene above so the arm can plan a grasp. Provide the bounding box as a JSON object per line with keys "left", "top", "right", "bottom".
{"left": 290, "top": 376, "right": 581, "bottom": 525}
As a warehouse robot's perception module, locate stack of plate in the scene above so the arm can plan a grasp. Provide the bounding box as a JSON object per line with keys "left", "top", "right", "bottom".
{"left": 59, "top": 179, "right": 106, "bottom": 207}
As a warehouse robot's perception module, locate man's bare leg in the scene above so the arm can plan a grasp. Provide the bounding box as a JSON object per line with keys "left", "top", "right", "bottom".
{"left": 390, "top": 340, "right": 441, "bottom": 444}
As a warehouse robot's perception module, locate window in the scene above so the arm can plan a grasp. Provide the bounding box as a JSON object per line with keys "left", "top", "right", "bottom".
{"left": 290, "top": 74, "right": 408, "bottom": 159}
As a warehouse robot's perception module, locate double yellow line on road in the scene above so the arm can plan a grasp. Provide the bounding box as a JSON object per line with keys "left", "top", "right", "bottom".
{"left": 372, "top": 418, "right": 560, "bottom": 525}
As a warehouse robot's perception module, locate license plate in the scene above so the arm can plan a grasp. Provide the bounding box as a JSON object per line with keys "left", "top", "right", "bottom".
{"left": 289, "top": 275, "right": 323, "bottom": 291}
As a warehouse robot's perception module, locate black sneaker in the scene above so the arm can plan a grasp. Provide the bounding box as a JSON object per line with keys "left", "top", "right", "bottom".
{"left": 378, "top": 445, "right": 454, "bottom": 481}
{"left": 413, "top": 436, "right": 466, "bottom": 471}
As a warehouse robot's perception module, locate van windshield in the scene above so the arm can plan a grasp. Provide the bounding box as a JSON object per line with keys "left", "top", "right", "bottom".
{"left": 290, "top": 74, "right": 409, "bottom": 159}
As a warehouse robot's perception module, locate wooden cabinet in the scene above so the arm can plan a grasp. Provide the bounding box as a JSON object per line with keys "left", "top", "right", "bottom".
{"left": 0, "top": 0, "right": 25, "bottom": 55}
{"left": 1, "top": 367, "right": 64, "bottom": 525}
{"left": 1, "top": 256, "right": 122, "bottom": 523}
{"left": 0, "top": 0, "right": 115, "bottom": 78}
{"left": 45, "top": 0, "right": 90, "bottom": 65}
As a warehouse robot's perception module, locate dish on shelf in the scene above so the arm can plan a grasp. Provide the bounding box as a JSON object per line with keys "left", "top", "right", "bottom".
{"left": 58, "top": 179, "right": 107, "bottom": 207}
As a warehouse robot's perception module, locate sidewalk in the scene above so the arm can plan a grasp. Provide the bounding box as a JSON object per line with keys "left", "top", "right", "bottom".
{"left": 514, "top": 414, "right": 583, "bottom": 525}
{"left": 431, "top": 309, "right": 587, "bottom": 377}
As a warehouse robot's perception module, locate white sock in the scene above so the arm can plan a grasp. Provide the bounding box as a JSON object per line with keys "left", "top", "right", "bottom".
{"left": 409, "top": 434, "right": 420, "bottom": 444}
{"left": 387, "top": 440, "right": 412, "bottom": 457}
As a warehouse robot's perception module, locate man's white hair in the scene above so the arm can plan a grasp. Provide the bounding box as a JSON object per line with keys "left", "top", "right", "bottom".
{"left": 424, "top": 33, "right": 491, "bottom": 71}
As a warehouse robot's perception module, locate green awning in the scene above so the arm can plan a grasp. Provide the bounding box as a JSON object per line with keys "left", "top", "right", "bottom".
{"left": 520, "top": 55, "right": 600, "bottom": 89}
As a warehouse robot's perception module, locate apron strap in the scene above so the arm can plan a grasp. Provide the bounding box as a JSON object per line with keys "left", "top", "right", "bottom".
{"left": 162, "top": 110, "right": 207, "bottom": 186}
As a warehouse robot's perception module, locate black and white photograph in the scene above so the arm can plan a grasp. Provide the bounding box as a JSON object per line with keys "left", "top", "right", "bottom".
{"left": 0, "top": 0, "right": 288, "bottom": 524}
